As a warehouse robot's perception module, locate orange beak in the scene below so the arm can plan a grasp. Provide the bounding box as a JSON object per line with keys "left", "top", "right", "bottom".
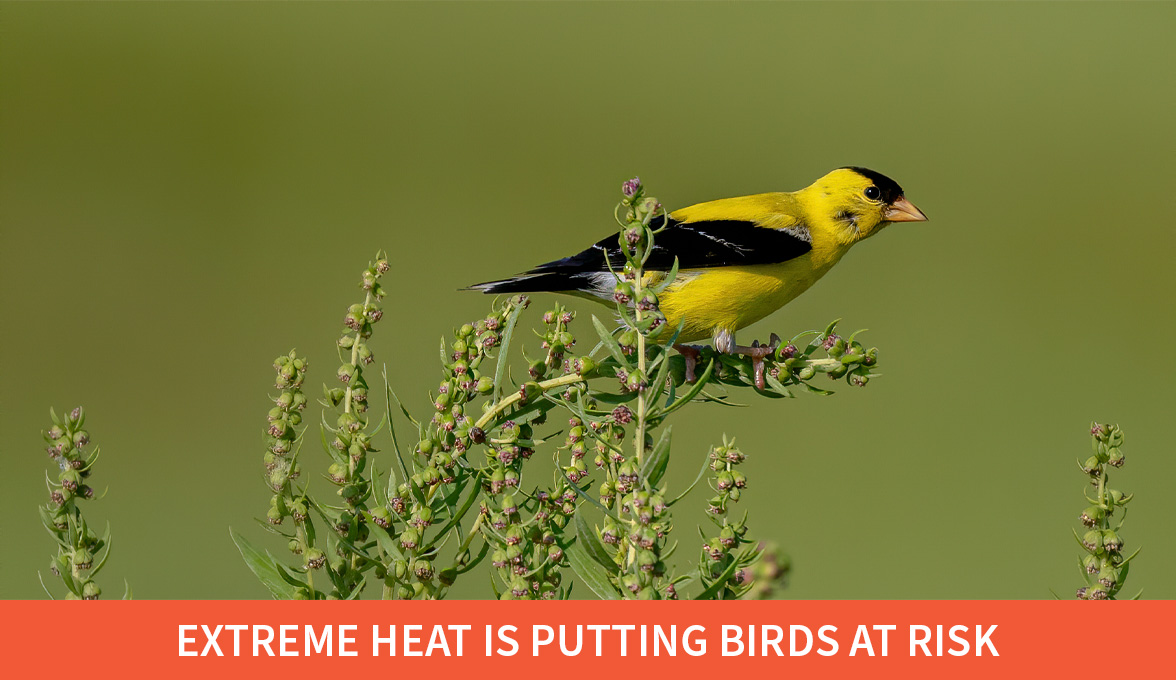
{"left": 884, "top": 196, "right": 928, "bottom": 222}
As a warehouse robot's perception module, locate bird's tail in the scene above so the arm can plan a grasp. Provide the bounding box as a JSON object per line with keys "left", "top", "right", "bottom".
{"left": 463, "top": 270, "right": 594, "bottom": 295}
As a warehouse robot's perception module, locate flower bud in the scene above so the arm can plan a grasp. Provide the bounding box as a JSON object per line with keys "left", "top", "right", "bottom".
{"left": 414, "top": 560, "right": 435, "bottom": 582}
{"left": 618, "top": 330, "right": 638, "bottom": 354}
{"left": 625, "top": 370, "right": 648, "bottom": 392}
{"left": 399, "top": 528, "right": 420, "bottom": 550}
{"left": 82, "top": 581, "right": 101, "bottom": 600}
{"left": 72, "top": 548, "right": 93, "bottom": 570}
{"left": 305, "top": 549, "right": 326, "bottom": 570}
{"left": 370, "top": 507, "right": 392, "bottom": 529}
{"left": 518, "top": 382, "right": 542, "bottom": 404}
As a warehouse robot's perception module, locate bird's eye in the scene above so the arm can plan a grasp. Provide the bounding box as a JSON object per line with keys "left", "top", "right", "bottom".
{"left": 864, "top": 186, "right": 881, "bottom": 201}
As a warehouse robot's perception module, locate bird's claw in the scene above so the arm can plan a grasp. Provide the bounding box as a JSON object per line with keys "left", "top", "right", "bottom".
{"left": 736, "top": 337, "right": 781, "bottom": 390}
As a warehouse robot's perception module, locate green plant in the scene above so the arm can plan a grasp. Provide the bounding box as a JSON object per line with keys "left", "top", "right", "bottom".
{"left": 37, "top": 407, "right": 125, "bottom": 600}
{"left": 232, "top": 176, "right": 881, "bottom": 599}
{"left": 1073, "top": 422, "right": 1140, "bottom": 600}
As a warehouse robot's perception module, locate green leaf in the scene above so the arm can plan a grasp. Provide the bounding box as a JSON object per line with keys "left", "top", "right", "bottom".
{"left": 272, "top": 560, "right": 311, "bottom": 591}
{"left": 372, "top": 525, "right": 406, "bottom": 562}
{"left": 654, "top": 359, "right": 715, "bottom": 419}
{"left": 230, "top": 527, "right": 303, "bottom": 599}
{"left": 90, "top": 526, "right": 113, "bottom": 575}
{"left": 591, "top": 315, "right": 632, "bottom": 370}
{"left": 557, "top": 466, "right": 624, "bottom": 522}
{"left": 641, "top": 426, "right": 672, "bottom": 487}
{"left": 763, "top": 371, "right": 796, "bottom": 398}
{"left": 566, "top": 541, "right": 620, "bottom": 600}
{"left": 1117, "top": 545, "right": 1143, "bottom": 567}
{"left": 421, "top": 481, "right": 481, "bottom": 552}
{"left": 381, "top": 367, "right": 412, "bottom": 481}
{"left": 574, "top": 506, "right": 618, "bottom": 573}
{"left": 649, "top": 320, "right": 686, "bottom": 399}
{"left": 695, "top": 558, "right": 742, "bottom": 600}
{"left": 37, "top": 572, "right": 55, "bottom": 600}
{"left": 457, "top": 540, "right": 491, "bottom": 575}
{"left": 55, "top": 554, "right": 80, "bottom": 596}
{"left": 668, "top": 449, "right": 712, "bottom": 507}
{"left": 319, "top": 421, "right": 344, "bottom": 464}
{"left": 651, "top": 257, "right": 680, "bottom": 294}
{"left": 493, "top": 298, "right": 528, "bottom": 401}
{"left": 1110, "top": 561, "right": 1130, "bottom": 597}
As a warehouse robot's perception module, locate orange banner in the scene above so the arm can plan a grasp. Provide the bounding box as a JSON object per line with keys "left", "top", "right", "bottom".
{"left": 1, "top": 600, "right": 1167, "bottom": 678}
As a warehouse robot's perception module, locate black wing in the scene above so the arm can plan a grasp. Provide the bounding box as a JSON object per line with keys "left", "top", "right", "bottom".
{"left": 468, "top": 216, "right": 812, "bottom": 294}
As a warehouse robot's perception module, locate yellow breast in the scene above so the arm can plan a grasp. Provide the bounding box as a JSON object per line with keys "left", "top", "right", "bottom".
{"left": 655, "top": 247, "right": 844, "bottom": 343}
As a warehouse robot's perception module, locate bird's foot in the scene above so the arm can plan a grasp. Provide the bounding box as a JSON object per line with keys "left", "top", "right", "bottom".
{"left": 733, "top": 334, "right": 782, "bottom": 389}
{"left": 673, "top": 344, "right": 704, "bottom": 383}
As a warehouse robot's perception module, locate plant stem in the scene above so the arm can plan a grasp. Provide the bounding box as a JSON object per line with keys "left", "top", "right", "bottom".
{"left": 634, "top": 300, "right": 647, "bottom": 466}
{"left": 345, "top": 290, "right": 373, "bottom": 421}
{"left": 436, "top": 511, "right": 486, "bottom": 599}
{"left": 473, "top": 373, "right": 586, "bottom": 430}
{"left": 295, "top": 523, "right": 316, "bottom": 597}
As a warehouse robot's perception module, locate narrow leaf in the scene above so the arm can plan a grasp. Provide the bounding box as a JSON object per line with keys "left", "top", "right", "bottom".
{"left": 668, "top": 449, "right": 712, "bottom": 507}
{"left": 654, "top": 359, "right": 715, "bottom": 419}
{"left": 695, "top": 558, "right": 742, "bottom": 600}
{"left": 566, "top": 541, "right": 620, "bottom": 600}
{"left": 574, "top": 506, "right": 618, "bottom": 573}
{"left": 641, "top": 426, "right": 672, "bottom": 487}
{"left": 591, "top": 315, "right": 632, "bottom": 370}
{"left": 493, "top": 298, "right": 528, "bottom": 402}
{"left": 421, "top": 482, "right": 481, "bottom": 552}
{"left": 230, "top": 528, "right": 302, "bottom": 599}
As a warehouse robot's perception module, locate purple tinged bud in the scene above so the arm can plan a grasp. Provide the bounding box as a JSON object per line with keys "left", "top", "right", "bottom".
{"left": 622, "top": 177, "right": 641, "bottom": 198}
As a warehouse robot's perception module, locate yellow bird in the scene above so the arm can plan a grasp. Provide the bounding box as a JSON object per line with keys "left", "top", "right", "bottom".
{"left": 468, "top": 167, "right": 927, "bottom": 384}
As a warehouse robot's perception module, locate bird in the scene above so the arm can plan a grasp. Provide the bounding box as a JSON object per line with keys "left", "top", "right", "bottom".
{"left": 467, "top": 167, "right": 927, "bottom": 387}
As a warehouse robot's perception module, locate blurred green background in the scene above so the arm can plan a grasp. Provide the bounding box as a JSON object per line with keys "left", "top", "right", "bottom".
{"left": 3, "top": 2, "right": 1174, "bottom": 600}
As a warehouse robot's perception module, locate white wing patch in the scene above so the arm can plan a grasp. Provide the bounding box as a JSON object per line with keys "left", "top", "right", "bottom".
{"left": 779, "top": 225, "right": 812, "bottom": 243}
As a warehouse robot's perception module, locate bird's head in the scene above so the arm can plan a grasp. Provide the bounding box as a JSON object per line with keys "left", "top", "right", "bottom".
{"left": 801, "top": 167, "right": 927, "bottom": 245}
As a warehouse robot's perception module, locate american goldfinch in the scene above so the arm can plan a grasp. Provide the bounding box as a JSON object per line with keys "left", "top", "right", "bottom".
{"left": 469, "top": 167, "right": 927, "bottom": 385}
